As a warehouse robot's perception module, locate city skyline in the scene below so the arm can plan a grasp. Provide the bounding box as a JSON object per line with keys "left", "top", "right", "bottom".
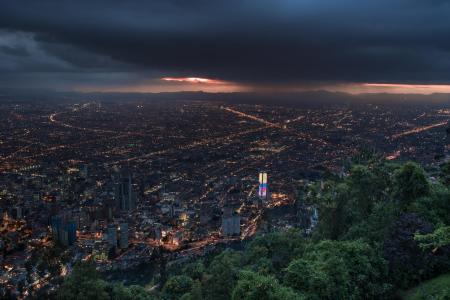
{"left": 1, "top": 1, "right": 450, "bottom": 299}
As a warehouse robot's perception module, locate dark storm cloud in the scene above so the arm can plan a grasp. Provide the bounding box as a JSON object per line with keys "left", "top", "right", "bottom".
{"left": 1, "top": 0, "right": 450, "bottom": 89}
{"left": 0, "top": 45, "right": 29, "bottom": 57}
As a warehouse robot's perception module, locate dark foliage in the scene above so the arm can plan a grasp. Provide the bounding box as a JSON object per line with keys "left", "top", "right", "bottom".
{"left": 383, "top": 213, "right": 450, "bottom": 288}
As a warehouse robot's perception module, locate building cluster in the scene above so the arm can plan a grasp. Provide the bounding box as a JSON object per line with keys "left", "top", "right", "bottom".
{"left": 0, "top": 99, "right": 448, "bottom": 298}
{"left": 51, "top": 214, "right": 77, "bottom": 247}
{"left": 107, "top": 222, "right": 129, "bottom": 251}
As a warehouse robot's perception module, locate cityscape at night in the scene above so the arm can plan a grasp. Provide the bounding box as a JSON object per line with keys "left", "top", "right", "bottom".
{"left": 1, "top": 1, "right": 450, "bottom": 299}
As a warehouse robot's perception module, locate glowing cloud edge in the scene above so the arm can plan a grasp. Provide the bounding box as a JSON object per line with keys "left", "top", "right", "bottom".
{"left": 161, "top": 77, "right": 227, "bottom": 84}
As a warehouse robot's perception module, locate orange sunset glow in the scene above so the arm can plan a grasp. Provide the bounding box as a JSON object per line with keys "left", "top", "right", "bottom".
{"left": 161, "top": 77, "right": 227, "bottom": 84}
{"left": 360, "top": 83, "right": 450, "bottom": 94}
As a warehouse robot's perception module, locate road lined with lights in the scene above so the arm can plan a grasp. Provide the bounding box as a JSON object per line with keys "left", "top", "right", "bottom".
{"left": 221, "top": 106, "right": 330, "bottom": 146}
{"left": 391, "top": 120, "right": 449, "bottom": 139}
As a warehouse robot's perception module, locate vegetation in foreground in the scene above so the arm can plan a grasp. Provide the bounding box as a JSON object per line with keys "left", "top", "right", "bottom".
{"left": 55, "top": 159, "right": 450, "bottom": 300}
{"left": 401, "top": 273, "right": 450, "bottom": 300}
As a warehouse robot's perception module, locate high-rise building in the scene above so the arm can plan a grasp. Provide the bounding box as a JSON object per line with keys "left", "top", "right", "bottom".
{"left": 258, "top": 172, "right": 268, "bottom": 199}
{"left": 118, "top": 222, "right": 129, "bottom": 249}
{"left": 221, "top": 207, "right": 240, "bottom": 236}
{"left": 115, "top": 172, "right": 136, "bottom": 211}
{"left": 50, "top": 215, "right": 77, "bottom": 247}
{"left": 104, "top": 198, "right": 116, "bottom": 221}
{"left": 62, "top": 220, "right": 77, "bottom": 247}
{"left": 107, "top": 223, "right": 117, "bottom": 249}
{"left": 51, "top": 215, "right": 62, "bottom": 241}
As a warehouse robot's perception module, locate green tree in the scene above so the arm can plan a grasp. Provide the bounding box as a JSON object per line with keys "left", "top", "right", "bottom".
{"left": 415, "top": 225, "right": 450, "bottom": 251}
{"left": 111, "top": 283, "right": 133, "bottom": 300}
{"left": 284, "top": 240, "right": 391, "bottom": 299}
{"left": 249, "top": 256, "right": 276, "bottom": 275}
{"left": 314, "top": 182, "right": 351, "bottom": 239}
{"left": 180, "top": 280, "right": 203, "bottom": 300}
{"left": 344, "top": 201, "right": 397, "bottom": 244}
{"left": 408, "top": 184, "right": 450, "bottom": 225}
{"left": 439, "top": 161, "right": 450, "bottom": 185}
{"left": 203, "top": 250, "right": 242, "bottom": 300}
{"left": 107, "top": 282, "right": 158, "bottom": 300}
{"left": 182, "top": 261, "right": 205, "bottom": 281}
{"left": 128, "top": 285, "right": 158, "bottom": 300}
{"left": 163, "top": 275, "right": 194, "bottom": 299}
{"left": 232, "top": 271, "right": 303, "bottom": 300}
{"left": 382, "top": 213, "right": 439, "bottom": 288}
{"left": 245, "top": 230, "right": 305, "bottom": 273}
{"left": 56, "top": 262, "right": 109, "bottom": 300}
{"left": 404, "top": 274, "right": 450, "bottom": 300}
{"left": 347, "top": 165, "right": 379, "bottom": 217}
{"left": 393, "top": 162, "right": 429, "bottom": 208}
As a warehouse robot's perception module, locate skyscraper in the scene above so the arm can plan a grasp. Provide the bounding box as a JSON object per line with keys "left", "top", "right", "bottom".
{"left": 258, "top": 172, "right": 268, "bottom": 199}
{"left": 50, "top": 215, "right": 62, "bottom": 241}
{"left": 51, "top": 215, "right": 77, "bottom": 247}
{"left": 107, "top": 223, "right": 117, "bottom": 249}
{"left": 118, "top": 222, "right": 129, "bottom": 249}
{"left": 115, "top": 172, "right": 136, "bottom": 211}
{"left": 221, "top": 207, "right": 240, "bottom": 236}
{"left": 64, "top": 220, "right": 77, "bottom": 246}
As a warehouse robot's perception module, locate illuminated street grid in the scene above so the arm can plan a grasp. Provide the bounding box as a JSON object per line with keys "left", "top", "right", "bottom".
{"left": 0, "top": 99, "right": 449, "bottom": 288}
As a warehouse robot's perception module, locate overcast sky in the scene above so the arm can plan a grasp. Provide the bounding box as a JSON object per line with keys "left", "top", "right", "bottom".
{"left": 2, "top": 0, "right": 450, "bottom": 93}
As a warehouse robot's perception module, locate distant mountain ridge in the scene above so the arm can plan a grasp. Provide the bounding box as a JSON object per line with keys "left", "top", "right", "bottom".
{"left": 1, "top": 88, "right": 450, "bottom": 106}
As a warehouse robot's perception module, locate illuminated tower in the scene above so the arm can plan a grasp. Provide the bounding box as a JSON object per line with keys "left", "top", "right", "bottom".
{"left": 258, "top": 171, "right": 268, "bottom": 200}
